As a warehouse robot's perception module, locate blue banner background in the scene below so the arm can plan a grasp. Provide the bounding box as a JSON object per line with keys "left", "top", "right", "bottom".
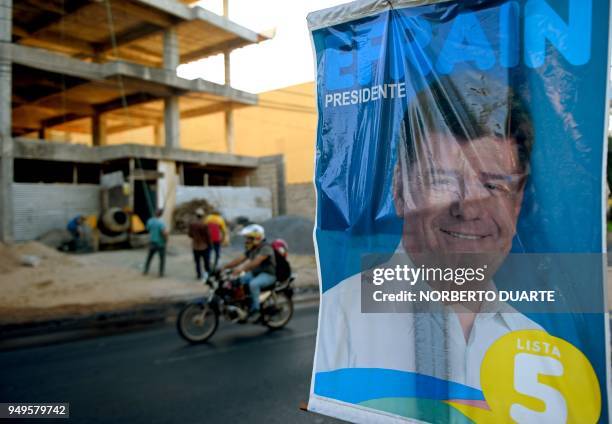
{"left": 312, "top": 0, "right": 610, "bottom": 421}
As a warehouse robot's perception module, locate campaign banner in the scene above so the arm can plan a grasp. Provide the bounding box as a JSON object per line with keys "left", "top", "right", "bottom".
{"left": 307, "top": 0, "right": 611, "bottom": 423}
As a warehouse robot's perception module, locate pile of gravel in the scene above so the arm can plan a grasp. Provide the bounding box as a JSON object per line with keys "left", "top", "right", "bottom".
{"left": 262, "top": 215, "right": 314, "bottom": 255}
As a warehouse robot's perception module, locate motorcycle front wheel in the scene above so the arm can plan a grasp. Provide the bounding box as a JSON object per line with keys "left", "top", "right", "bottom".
{"left": 177, "top": 303, "right": 219, "bottom": 343}
{"left": 263, "top": 291, "right": 294, "bottom": 329}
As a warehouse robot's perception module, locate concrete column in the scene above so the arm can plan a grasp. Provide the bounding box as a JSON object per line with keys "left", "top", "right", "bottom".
{"left": 224, "top": 50, "right": 234, "bottom": 153}
{"left": 154, "top": 122, "right": 163, "bottom": 146}
{"left": 128, "top": 158, "right": 135, "bottom": 213}
{"left": 92, "top": 113, "right": 107, "bottom": 146}
{"left": 164, "top": 97, "right": 180, "bottom": 149}
{"left": 163, "top": 28, "right": 180, "bottom": 149}
{"left": 224, "top": 49, "right": 231, "bottom": 85}
{"left": 223, "top": 0, "right": 229, "bottom": 18}
{"left": 225, "top": 105, "right": 234, "bottom": 153}
{"left": 0, "top": 0, "right": 13, "bottom": 242}
{"left": 163, "top": 28, "right": 179, "bottom": 71}
{"left": 38, "top": 127, "right": 47, "bottom": 140}
{"left": 158, "top": 160, "right": 176, "bottom": 228}
{"left": 178, "top": 163, "right": 184, "bottom": 185}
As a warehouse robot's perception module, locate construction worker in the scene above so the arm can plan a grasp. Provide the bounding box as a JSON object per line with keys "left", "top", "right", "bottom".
{"left": 66, "top": 214, "right": 86, "bottom": 251}
{"left": 188, "top": 208, "right": 211, "bottom": 281}
{"left": 143, "top": 209, "right": 168, "bottom": 277}
{"left": 204, "top": 210, "right": 228, "bottom": 271}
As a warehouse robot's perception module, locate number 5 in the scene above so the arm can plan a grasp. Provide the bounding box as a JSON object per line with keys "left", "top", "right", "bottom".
{"left": 511, "top": 353, "right": 568, "bottom": 423}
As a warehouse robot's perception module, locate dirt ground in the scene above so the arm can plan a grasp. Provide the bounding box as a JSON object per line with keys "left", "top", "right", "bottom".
{"left": 0, "top": 235, "right": 319, "bottom": 325}
{"left": 2, "top": 235, "right": 612, "bottom": 324}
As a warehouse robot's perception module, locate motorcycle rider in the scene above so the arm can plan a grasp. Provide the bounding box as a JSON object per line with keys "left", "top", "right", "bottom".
{"left": 221, "top": 224, "right": 276, "bottom": 322}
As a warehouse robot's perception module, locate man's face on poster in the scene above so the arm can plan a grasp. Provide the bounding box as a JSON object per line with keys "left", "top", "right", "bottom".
{"left": 394, "top": 133, "right": 527, "bottom": 273}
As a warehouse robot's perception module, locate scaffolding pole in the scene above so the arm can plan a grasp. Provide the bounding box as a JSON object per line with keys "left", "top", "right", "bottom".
{"left": 0, "top": 0, "right": 13, "bottom": 242}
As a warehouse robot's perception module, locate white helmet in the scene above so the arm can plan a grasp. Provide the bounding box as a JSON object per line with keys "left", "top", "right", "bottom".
{"left": 239, "top": 224, "right": 265, "bottom": 241}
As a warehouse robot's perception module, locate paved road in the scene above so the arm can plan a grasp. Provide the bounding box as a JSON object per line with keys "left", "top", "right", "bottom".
{"left": 0, "top": 305, "right": 342, "bottom": 424}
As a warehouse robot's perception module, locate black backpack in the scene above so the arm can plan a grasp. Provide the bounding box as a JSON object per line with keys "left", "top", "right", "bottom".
{"left": 273, "top": 250, "right": 292, "bottom": 282}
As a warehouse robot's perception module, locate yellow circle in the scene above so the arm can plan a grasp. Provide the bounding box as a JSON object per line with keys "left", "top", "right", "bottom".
{"left": 479, "top": 330, "right": 601, "bottom": 423}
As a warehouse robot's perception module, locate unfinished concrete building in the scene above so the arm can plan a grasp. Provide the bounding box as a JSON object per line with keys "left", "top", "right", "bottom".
{"left": 0, "top": 0, "right": 286, "bottom": 242}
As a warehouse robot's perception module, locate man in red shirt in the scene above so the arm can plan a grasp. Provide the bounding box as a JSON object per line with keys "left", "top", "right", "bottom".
{"left": 204, "top": 211, "right": 227, "bottom": 271}
{"left": 188, "top": 208, "right": 211, "bottom": 280}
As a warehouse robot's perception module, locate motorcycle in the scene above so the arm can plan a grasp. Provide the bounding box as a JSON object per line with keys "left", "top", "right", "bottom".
{"left": 177, "top": 269, "right": 295, "bottom": 343}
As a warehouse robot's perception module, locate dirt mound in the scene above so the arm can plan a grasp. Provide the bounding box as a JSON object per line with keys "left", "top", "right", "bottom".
{"left": 38, "top": 229, "right": 72, "bottom": 249}
{"left": 172, "top": 199, "right": 216, "bottom": 233}
{"left": 14, "top": 241, "right": 76, "bottom": 266}
{"left": 0, "top": 238, "right": 208, "bottom": 325}
{"left": 0, "top": 241, "right": 76, "bottom": 274}
{"left": 261, "top": 215, "right": 314, "bottom": 255}
{"left": 0, "top": 243, "right": 20, "bottom": 273}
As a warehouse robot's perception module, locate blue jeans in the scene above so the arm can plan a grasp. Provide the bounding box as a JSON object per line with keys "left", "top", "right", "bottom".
{"left": 240, "top": 272, "right": 276, "bottom": 311}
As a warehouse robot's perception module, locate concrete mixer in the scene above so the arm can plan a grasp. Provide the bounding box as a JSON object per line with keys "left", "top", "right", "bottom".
{"left": 82, "top": 207, "right": 148, "bottom": 251}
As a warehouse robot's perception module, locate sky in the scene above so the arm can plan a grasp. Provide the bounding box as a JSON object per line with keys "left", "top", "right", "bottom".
{"left": 177, "top": 0, "right": 348, "bottom": 93}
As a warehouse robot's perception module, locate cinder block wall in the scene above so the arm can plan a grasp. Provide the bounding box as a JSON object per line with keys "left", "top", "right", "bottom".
{"left": 250, "top": 155, "right": 286, "bottom": 217}
{"left": 285, "top": 182, "right": 315, "bottom": 220}
{"left": 13, "top": 183, "right": 101, "bottom": 241}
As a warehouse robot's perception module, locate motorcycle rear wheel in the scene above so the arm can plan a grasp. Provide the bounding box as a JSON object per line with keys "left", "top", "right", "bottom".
{"left": 263, "top": 291, "right": 293, "bottom": 329}
{"left": 177, "top": 303, "right": 219, "bottom": 343}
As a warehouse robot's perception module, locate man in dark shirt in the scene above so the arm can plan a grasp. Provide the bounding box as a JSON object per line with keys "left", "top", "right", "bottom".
{"left": 188, "top": 208, "right": 211, "bottom": 281}
{"left": 222, "top": 224, "right": 276, "bottom": 321}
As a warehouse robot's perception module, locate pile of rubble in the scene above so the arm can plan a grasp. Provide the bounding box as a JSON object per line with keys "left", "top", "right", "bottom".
{"left": 172, "top": 199, "right": 216, "bottom": 233}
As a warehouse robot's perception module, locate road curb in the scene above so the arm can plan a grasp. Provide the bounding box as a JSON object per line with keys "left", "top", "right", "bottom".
{"left": 0, "top": 302, "right": 186, "bottom": 350}
{"left": 0, "top": 291, "right": 320, "bottom": 350}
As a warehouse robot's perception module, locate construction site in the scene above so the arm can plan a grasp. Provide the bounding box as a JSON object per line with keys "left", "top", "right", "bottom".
{"left": 0, "top": 0, "right": 317, "bottom": 328}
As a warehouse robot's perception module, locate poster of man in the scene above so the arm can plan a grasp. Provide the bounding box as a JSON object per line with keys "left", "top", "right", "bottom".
{"left": 307, "top": 0, "right": 611, "bottom": 423}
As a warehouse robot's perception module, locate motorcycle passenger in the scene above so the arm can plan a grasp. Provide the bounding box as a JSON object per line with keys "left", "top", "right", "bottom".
{"left": 222, "top": 224, "right": 276, "bottom": 322}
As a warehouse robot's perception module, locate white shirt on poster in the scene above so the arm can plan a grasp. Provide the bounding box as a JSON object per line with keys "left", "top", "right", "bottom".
{"left": 315, "top": 257, "right": 543, "bottom": 390}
